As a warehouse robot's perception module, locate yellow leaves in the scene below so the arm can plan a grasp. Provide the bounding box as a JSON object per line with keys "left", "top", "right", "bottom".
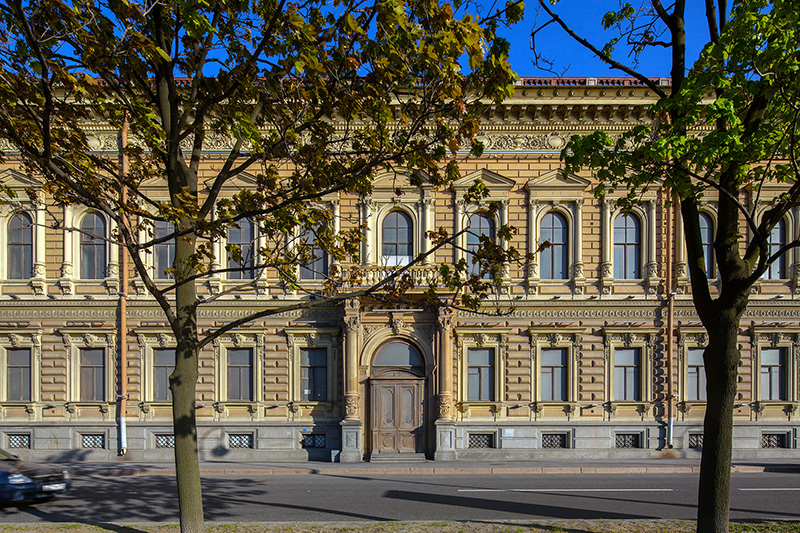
{"left": 154, "top": 47, "right": 171, "bottom": 62}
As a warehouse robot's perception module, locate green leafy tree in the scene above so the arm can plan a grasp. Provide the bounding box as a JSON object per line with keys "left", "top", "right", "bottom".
{"left": 534, "top": 0, "right": 800, "bottom": 531}
{"left": 0, "top": 0, "right": 521, "bottom": 530}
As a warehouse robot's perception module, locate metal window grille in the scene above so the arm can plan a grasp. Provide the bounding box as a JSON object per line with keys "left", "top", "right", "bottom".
{"left": 229, "top": 434, "right": 254, "bottom": 449}
{"left": 81, "top": 434, "right": 105, "bottom": 449}
{"left": 301, "top": 434, "right": 326, "bottom": 449}
{"left": 689, "top": 434, "right": 704, "bottom": 449}
{"left": 468, "top": 433, "right": 495, "bottom": 449}
{"left": 541, "top": 433, "right": 568, "bottom": 449}
{"left": 155, "top": 434, "right": 175, "bottom": 448}
{"left": 615, "top": 433, "right": 641, "bottom": 449}
{"left": 7, "top": 434, "right": 31, "bottom": 449}
{"left": 761, "top": 433, "right": 787, "bottom": 449}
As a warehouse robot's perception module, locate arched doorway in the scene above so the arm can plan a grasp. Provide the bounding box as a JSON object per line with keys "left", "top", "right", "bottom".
{"left": 369, "top": 341, "right": 426, "bottom": 459}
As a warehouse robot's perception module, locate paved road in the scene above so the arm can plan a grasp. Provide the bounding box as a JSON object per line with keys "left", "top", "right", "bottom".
{"left": 1, "top": 472, "right": 799, "bottom": 524}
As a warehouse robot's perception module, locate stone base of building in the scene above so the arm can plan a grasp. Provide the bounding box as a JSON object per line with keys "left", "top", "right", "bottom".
{"left": 1, "top": 421, "right": 798, "bottom": 462}
{"left": 339, "top": 419, "right": 363, "bottom": 463}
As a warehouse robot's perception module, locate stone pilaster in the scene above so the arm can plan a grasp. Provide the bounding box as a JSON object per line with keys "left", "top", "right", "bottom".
{"left": 340, "top": 298, "right": 362, "bottom": 462}
{"left": 435, "top": 306, "right": 457, "bottom": 460}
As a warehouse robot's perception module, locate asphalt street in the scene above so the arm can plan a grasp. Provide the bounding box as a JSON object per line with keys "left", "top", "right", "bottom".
{"left": 1, "top": 472, "right": 799, "bottom": 525}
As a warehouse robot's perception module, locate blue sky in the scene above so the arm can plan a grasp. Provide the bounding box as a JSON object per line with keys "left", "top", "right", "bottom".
{"left": 493, "top": 0, "right": 712, "bottom": 78}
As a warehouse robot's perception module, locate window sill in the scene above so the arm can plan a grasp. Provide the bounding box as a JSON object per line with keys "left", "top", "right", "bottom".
{"left": 606, "top": 401, "right": 652, "bottom": 417}
{"left": 752, "top": 401, "right": 798, "bottom": 415}
{"left": 457, "top": 401, "right": 502, "bottom": 417}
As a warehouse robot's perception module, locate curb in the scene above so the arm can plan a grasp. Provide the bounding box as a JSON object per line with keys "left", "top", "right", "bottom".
{"left": 69, "top": 464, "right": 770, "bottom": 477}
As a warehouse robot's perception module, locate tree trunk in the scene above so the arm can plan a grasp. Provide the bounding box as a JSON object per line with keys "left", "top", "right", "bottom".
{"left": 172, "top": 340, "right": 203, "bottom": 533}
{"left": 171, "top": 233, "right": 204, "bottom": 533}
{"left": 696, "top": 308, "right": 743, "bottom": 533}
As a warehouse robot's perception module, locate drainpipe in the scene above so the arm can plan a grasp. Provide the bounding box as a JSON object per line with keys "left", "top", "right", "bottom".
{"left": 665, "top": 190, "right": 675, "bottom": 448}
{"left": 118, "top": 117, "right": 129, "bottom": 456}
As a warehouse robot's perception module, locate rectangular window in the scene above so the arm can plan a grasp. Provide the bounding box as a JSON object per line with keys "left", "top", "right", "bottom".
{"left": 540, "top": 348, "right": 568, "bottom": 402}
{"left": 301, "top": 434, "right": 326, "bottom": 448}
{"left": 81, "top": 433, "right": 105, "bottom": 449}
{"left": 153, "top": 348, "right": 175, "bottom": 402}
{"left": 687, "top": 348, "right": 707, "bottom": 401}
{"left": 299, "top": 230, "right": 328, "bottom": 280}
{"left": 153, "top": 220, "right": 175, "bottom": 280}
{"left": 227, "top": 348, "right": 253, "bottom": 401}
{"left": 155, "top": 434, "right": 175, "bottom": 448}
{"left": 614, "top": 348, "right": 641, "bottom": 401}
{"left": 80, "top": 348, "right": 105, "bottom": 402}
{"left": 228, "top": 433, "right": 254, "bottom": 449}
{"left": 300, "top": 348, "right": 327, "bottom": 402}
{"left": 468, "top": 433, "right": 495, "bottom": 448}
{"left": 761, "top": 348, "right": 786, "bottom": 401}
{"left": 7, "top": 434, "right": 31, "bottom": 449}
{"left": 467, "top": 348, "right": 495, "bottom": 401}
{"left": 615, "top": 433, "right": 641, "bottom": 448}
{"left": 7, "top": 348, "right": 31, "bottom": 402}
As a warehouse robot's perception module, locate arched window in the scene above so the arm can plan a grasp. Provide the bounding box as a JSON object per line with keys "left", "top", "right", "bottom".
{"left": 613, "top": 212, "right": 641, "bottom": 279}
{"left": 381, "top": 211, "right": 413, "bottom": 266}
{"left": 540, "top": 211, "right": 569, "bottom": 280}
{"left": 299, "top": 228, "right": 328, "bottom": 280}
{"left": 698, "top": 212, "right": 715, "bottom": 279}
{"left": 373, "top": 341, "right": 423, "bottom": 372}
{"left": 7, "top": 212, "right": 33, "bottom": 280}
{"left": 80, "top": 212, "right": 107, "bottom": 279}
{"left": 764, "top": 218, "right": 786, "bottom": 279}
{"left": 227, "top": 218, "right": 256, "bottom": 280}
{"left": 153, "top": 220, "right": 175, "bottom": 280}
{"left": 466, "top": 213, "right": 495, "bottom": 277}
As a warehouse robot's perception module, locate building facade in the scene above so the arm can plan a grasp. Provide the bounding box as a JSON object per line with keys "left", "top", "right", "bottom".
{"left": 1, "top": 78, "right": 798, "bottom": 462}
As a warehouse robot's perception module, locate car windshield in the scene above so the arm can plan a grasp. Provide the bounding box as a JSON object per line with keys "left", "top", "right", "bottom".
{"left": 0, "top": 449, "right": 18, "bottom": 461}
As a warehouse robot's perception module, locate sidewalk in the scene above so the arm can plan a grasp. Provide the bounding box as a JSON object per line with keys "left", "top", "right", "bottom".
{"left": 56, "top": 457, "right": 800, "bottom": 477}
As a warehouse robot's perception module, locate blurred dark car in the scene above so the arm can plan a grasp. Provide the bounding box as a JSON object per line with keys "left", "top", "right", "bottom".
{"left": 0, "top": 448, "right": 70, "bottom": 503}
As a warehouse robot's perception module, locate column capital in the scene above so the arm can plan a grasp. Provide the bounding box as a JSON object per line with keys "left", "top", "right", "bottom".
{"left": 436, "top": 306, "right": 453, "bottom": 331}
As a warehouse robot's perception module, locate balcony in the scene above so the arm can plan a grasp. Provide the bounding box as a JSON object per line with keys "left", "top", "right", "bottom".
{"left": 344, "top": 264, "right": 441, "bottom": 289}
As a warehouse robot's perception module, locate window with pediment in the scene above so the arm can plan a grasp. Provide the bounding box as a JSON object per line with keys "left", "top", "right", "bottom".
{"left": 466, "top": 213, "right": 496, "bottom": 277}
{"left": 299, "top": 228, "right": 329, "bottom": 281}
{"left": 381, "top": 210, "right": 414, "bottom": 266}
{"left": 601, "top": 199, "right": 658, "bottom": 295}
{"left": 0, "top": 330, "right": 42, "bottom": 404}
{"left": 227, "top": 217, "right": 256, "bottom": 280}
{"left": 539, "top": 211, "right": 569, "bottom": 280}
{"left": 56, "top": 206, "right": 118, "bottom": 296}
{"left": 212, "top": 332, "right": 264, "bottom": 404}
{"left": 698, "top": 212, "right": 715, "bottom": 280}
{"left": 751, "top": 329, "right": 798, "bottom": 408}
{"left": 603, "top": 328, "right": 656, "bottom": 411}
{"left": 360, "top": 171, "right": 434, "bottom": 271}
{"left": 0, "top": 171, "right": 47, "bottom": 294}
{"left": 613, "top": 212, "right": 642, "bottom": 279}
{"left": 286, "top": 328, "right": 338, "bottom": 405}
{"left": 677, "top": 328, "right": 709, "bottom": 412}
{"left": 153, "top": 219, "right": 175, "bottom": 280}
{"left": 456, "top": 329, "right": 508, "bottom": 409}
{"left": 763, "top": 218, "right": 787, "bottom": 280}
{"left": 61, "top": 329, "right": 116, "bottom": 405}
{"left": 530, "top": 328, "right": 582, "bottom": 410}
{"left": 79, "top": 212, "right": 108, "bottom": 280}
{"left": 7, "top": 213, "right": 33, "bottom": 280}
{"left": 135, "top": 331, "right": 178, "bottom": 406}
{"left": 525, "top": 170, "right": 590, "bottom": 295}
{"left": 453, "top": 169, "right": 514, "bottom": 285}
{"left": 747, "top": 184, "right": 798, "bottom": 293}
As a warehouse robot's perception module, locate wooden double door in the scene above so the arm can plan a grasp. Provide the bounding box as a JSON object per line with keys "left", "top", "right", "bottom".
{"left": 370, "top": 371, "right": 425, "bottom": 456}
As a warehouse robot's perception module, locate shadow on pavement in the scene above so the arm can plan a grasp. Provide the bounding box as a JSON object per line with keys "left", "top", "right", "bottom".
{"left": 383, "top": 490, "right": 651, "bottom": 520}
